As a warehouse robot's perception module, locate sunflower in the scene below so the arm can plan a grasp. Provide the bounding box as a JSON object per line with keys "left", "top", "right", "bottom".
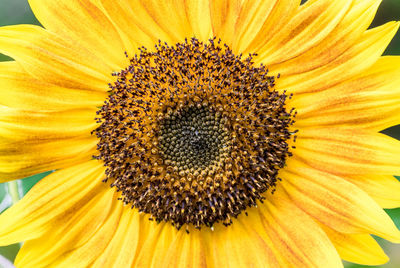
{"left": 0, "top": 0, "right": 400, "bottom": 267}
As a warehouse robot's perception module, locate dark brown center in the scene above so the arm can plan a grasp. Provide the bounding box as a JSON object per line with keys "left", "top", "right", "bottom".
{"left": 93, "top": 37, "right": 296, "bottom": 231}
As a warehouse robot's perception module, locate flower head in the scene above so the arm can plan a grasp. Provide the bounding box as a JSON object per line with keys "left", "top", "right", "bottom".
{"left": 0, "top": 0, "right": 400, "bottom": 267}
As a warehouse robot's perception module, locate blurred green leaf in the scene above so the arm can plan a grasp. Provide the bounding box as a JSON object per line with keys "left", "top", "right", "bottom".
{"left": 0, "top": 0, "right": 40, "bottom": 27}
{"left": 0, "top": 184, "right": 10, "bottom": 214}
{"left": 0, "top": 244, "right": 19, "bottom": 264}
{"left": 388, "top": 208, "right": 400, "bottom": 229}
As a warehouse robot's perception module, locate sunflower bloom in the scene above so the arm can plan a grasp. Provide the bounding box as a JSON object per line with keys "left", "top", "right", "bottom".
{"left": 1, "top": 0, "right": 400, "bottom": 267}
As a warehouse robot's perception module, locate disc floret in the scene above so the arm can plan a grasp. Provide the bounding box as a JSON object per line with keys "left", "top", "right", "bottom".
{"left": 93, "top": 38, "right": 295, "bottom": 230}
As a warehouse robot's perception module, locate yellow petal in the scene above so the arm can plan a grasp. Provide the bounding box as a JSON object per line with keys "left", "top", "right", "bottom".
{"left": 134, "top": 0, "right": 194, "bottom": 43}
{"left": 31, "top": 193, "right": 122, "bottom": 267}
{"left": 282, "top": 163, "right": 400, "bottom": 242}
{"left": 268, "top": 0, "right": 382, "bottom": 75}
{"left": 294, "top": 128, "right": 400, "bottom": 175}
{"left": 292, "top": 56, "right": 400, "bottom": 131}
{"left": 295, "top": 100, "right": 399, "bottom": 133}
{"left": 0, "top": 106, "right": 96, "bottom": 140}
{"left": 232, "top": 0, "right": 278, "bottom": 52}
{"left": 163, "top": 229, "right": 207, "bottom": 268}
{"left": 96, "top": 0, "right": 155, "bottom": 53}
{"left": 91, "top": 207, "right": 140, "bottom": 268}
{"left": 99, "top": 0, "right": 207, "bottom": 48}
{"left": 0, "top": 61, "right": 106, "bottom": 111}
{"left": 134, "top": 222, "right": 179, "bottom": 267}
{"left": 346, "top": 175, "right": 400, "bottom": 209}
{"left": 203, "top": 218, "right": 282, "bottom": 268}
{"left": 0, "top": 24, "right": 112, "bottom": 91}
{"left": 245, "top": 0, "right": 301, "bottom": 54}
{"left": 102, "top": 0, "right": 173, "bottom": 46}
{"left": 185, "top": 0, "right": 213, "bottom": 42}
{"left": 15, "top": 186, "right": 117, "bottom": 267}
{"left": 0, "top": 137, "right": 96, "bottom": 182}
{"left": 321, "top": 224, "right": 389, "bottom": 266}
{"left": 257, "top": 0, "right": 352, "bottom": 65}
{"left": 257, "top": 188, "right": 343, "bottom": 268}
{"left": 28, "top": 0, "right": 128, "bottom": 69}
{"left": 276, "top": 21, "right": 400, "bottom": 94}
{"left": 0, "top": 161, "right": 105, "bottom": 245}
{"left": 209, "top": 0, "right": 241, "bottom": 46}
{"left": 239, "top": 206, "right": 290, "bottom": 267}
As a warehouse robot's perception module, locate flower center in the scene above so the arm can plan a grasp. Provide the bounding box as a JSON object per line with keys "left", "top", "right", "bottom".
{"left": 158, "top": 103, "right": 231, "bottom": 176}
{"left": 93, "top": 38, "right": 296, "bottom": 231}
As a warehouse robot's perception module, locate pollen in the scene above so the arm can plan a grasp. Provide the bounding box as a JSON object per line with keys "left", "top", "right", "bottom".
{"left": 93, "top": 38, "right": 296, "bottom": 230}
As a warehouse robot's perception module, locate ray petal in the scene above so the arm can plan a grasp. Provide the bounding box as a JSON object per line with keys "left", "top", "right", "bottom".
{"left": 0, "top": 161, "right": 105, "bottom": 245}
{"left": 162, "top": 229, "right": 207, "bottom": 268}
{"left": 0, "top": 136, "right": 96, "bottom": 182}
{"left": 256, "top": 0, "right": 352, "bottom": 65}
{"left": 203, "top": 219, "right": 282, "bottom": 268}
{"left": 346, "top": 175, "right": 400, "bottom": 209}
{"left": 276, "top": 21, "right": 400, "bottom": 94}
{"left": 267, "top": 0, "right": 382, "bottom": 74}
{"left": 209, "top": 0, "right": 241, "bottom": 46}
{"left": 291, "top": 56, "right": 400, "bottom": 131}
{"left": 321, "top": 224, "right": 389, "bottom": 266}
{"left": 257, "top": 187, "right": 343, "bottom": 267}
{"left": 0, "top": 61, "right": 106, "bottom": 111}
{"left": 0, "top": 107, "right": 97, "bottom": 140}
{"left": 282, "top": 163, "right": 400, "bottom": 242}
{"left": 0, "top": 25, "right": 112, "bottom": 91}
{"left": 294, "top": 128, "right": 400, "bottom": 175}
{"left": 244, "top": 0, "right": 301, "bottom": 54}
{"left": 91, "top": 207, "right": 140, "bottom": 268}
{"left": 28, "top": 0, "right": 129, "bottom": 69}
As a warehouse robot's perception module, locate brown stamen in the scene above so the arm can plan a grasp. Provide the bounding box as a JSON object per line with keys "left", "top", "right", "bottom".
{"left": 93, "top": 37, "right": 296, "bottom": 230}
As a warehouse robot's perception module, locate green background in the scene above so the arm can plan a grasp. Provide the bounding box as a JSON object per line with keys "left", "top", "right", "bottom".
{"left": 0, "top": 0, "right": 399, "bottom": 267}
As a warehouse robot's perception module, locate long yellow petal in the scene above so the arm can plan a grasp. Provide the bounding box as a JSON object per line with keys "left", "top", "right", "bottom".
{"left": 134, "top": 222, "right": 179, "bottom": 267}
{"left": 346, "top": 175, "right": 400, "bottom": 209}
{"left": 294, "top": 128, "right": 400, "bottom": 175}
{"left": 209, "top": 0, "right": 241, "bottom": 46}
{"left": 321, "top": 224, "right": 389, "bottom": 266}
{"left": 232, "top": 0, "right": 279, "bottom": 52}
{"left": 135, "top": 0, "right": 194, "bottom": 43}
{"left": 163, "top": 229, "right": 207, "bottom": 268}
{"left": 0, "top": 107, "right": 96, "bottom": 140}
{"left": 292, "top": 57, "right": 400, "bottom": 131}
{"left": 0, "top": 61, "right": 105, "bottom": 111}
{"left": 15, "top": 187, "right": 117, "bottom": 267}
{"left": 185, "top": 0, "right": 213, "bottom": 42}
{"left": 276, "top": 21, "right": 400, "bottom": 94}
{"left": 245, "top": 0, "right": 301, "bottom": 54}
{"left": 101, "top": 0, "right": 173, "bottom": 46}
{"left": 99, "top": 0, "right": 208, "bottom": 48}
{"left": 203, "top": 218, "right": 282, "bottom": 268}
{"left": 28, "top": 0, "right": 128, "bottom": 69}
{"left": 0, "top": 161, "right": 105, "bottom": 245}
{"left": 90, "top": 207, "right": 140, "bottom": 268}
{"left": 0, "top": 137, "right": 96, "bottom": 182}
{"left": 268, "top": 0, "right": 382, "bottom": 75}
{"left": 0, "top": 25, "right": 111, "bottom": 91}
{"left": 38, "top": 194, "right": 122, "bottom": 268}
{"left": 257, "top": 0, "right": 352, "bottom": 65}
{"left": 96, "top": 0, "right": 155, "bottom": 53}
{"left": 282, "top": 163, "right": 400, "bottom": 242}
{"left": 257, "top": 188, "right": 343, "bottom": 268}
